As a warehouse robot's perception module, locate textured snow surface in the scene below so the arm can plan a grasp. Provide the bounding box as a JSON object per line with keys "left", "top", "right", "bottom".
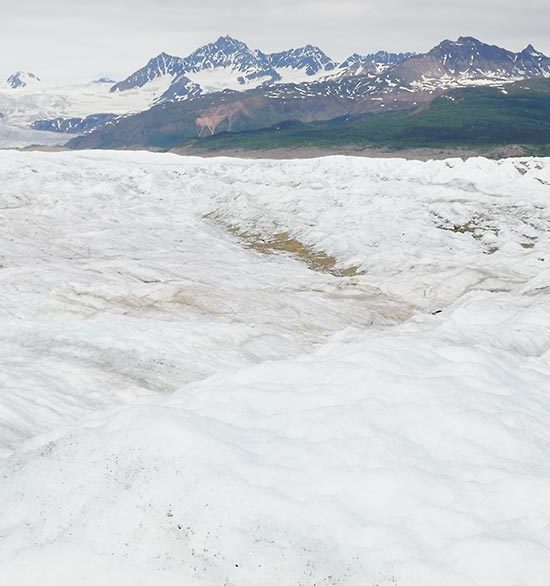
{"left": 0, "top": 152, "right": 549, "bottom": 585}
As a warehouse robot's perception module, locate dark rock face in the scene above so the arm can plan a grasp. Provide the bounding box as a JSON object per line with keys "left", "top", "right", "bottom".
{"left": 108, "top": 37, "right": 428, "bottom": 102}
{"left": 339, "top": 51, "right": 417, "bottom": 75}
{"left": 181, "top": 36, "right": 280, "bottom": 83}
{"left": 267, "top": 45, "right": 337, "bottom": 75}
{"left": 387, "top": 37, "right": 550, "bottom": 86}
{"left": 111, "top": 37, "right": 281, "bottom": 95}
{"left": 159, "top": 75, "right": 203, "bottom": 102}
{"left": 110, "top": 53, "right": 187, "bottom": 92}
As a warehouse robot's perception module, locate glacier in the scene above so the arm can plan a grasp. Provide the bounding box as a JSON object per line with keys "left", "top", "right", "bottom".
{"left": 0, "top": 151, "right": 549, "bottom": 585}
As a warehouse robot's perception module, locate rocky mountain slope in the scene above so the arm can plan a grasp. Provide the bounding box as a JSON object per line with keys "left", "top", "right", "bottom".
{"left": 111, "top": 36, "right": 339, "bottom": 96}
{"left": 382, "top": 37, "right": 550, "bottom": 89}
{"left": 69, "top": 36, "right": 550, "bottom": 150}
{"left": 336, "top": 51, "right": 417, "bottom": 77}
{"left": 267, "top": 45, "right": 337, "bottom": 76}
{"left": 110, "top": 53, "right": 187, "bottom": 92}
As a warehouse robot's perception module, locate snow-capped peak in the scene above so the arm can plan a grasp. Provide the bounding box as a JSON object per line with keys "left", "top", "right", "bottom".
{"left": 171, "top": 35, "right": 281, "bottom": 90}
{"left": 340, "top": 51, "right": 416, "bottom": 68}
{"left": 267, "top": 45, "right": 337, "bottom": 76}
{"left": 110, "top": 52, "right": 186, "bottom": 92}
{"left": 334, "top": 51, "right": 416, "bottom": 78}
{"left": 182, "top": 35, "right": 278, "bottom": 81}
{"left": 520, "top": 44, "right": 545, "bottom": 59}
{"left": 6, "top": 71, "right": 41, "bottom": 89}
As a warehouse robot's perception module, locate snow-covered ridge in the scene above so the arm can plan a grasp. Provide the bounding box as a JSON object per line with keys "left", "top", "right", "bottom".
{"left": 335, "top": 50, "right": 417, "bottom": 77}
{"left": 112, "top": 36, "right": 340, "bottom": 95}
{"left": 267, "top": 44, "right": 338, "bottom": 75}
{"left": 110, "top": 52, "right": 187, "bottom": 92}
{"left": 110, "top": 37, "right": 418, "bottom": 98}
{"left": 0, "top": 78, "right": 172, "bottom": 127}
{"left": 0, "top": 152, "right": 549, "bottom": 585}
{"left": 182, "top": 36, "right": 278, "bottom": 84}
{"left": 113, "top": 35, "right": 550, "bottom": 102}
{"left": 5, "top": 71, "right": 41, "bottom": 89}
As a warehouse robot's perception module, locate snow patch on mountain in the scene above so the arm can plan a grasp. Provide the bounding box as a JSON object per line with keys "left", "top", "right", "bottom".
{"left": 268, "top": 45, "right": 337, "bottom": 76}
{"left": 110, "top": 53, "right": 186, "bottom": 92}
{"left": 112, "top": 38, "right": 341, "bottom": 98}
{"left": 382, "top": 36, "right": 550, "bottom": 92}
{"left": 5, "top": 72, "right": 41, "bottom": 89}
{"left": 336, "top": 51, "right": 417, "bottom": 77}
{"left": 182, "top": 36, "right": 279, "bottom": 85}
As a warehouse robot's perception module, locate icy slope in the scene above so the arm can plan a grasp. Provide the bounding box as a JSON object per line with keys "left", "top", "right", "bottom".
{"left": 0, "top": 151, "right": 411, "bottom": 455}
{"left": 0, "top": 120, "right": 68, "bottom": 148}
{"left": 0, "top": 79, "right": 171, "bottom": 127}
{"left": 1, "top": 293, "right": 550, "bottom": 586}
{"left": 0, "top": 152, "right": 549, "bottom": 585}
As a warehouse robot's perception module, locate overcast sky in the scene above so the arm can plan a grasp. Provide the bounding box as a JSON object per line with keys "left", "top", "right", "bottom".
{"left": 2, "top": 0, "right": 549, "bottom": 84}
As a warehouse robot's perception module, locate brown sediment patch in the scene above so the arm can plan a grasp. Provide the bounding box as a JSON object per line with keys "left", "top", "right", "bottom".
{"left": 205, "top": 213, "right": 362, "bottom": 277}
{"left": 431, "top": 213, "right": 500, "bottom": 255}
{"left": 244, "top": 232, "right": 362, "bottom": 277}
{"left": 439, "top": 220, "right": 538, "bottom": 253}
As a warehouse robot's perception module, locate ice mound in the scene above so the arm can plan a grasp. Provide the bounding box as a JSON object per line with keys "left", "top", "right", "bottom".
{"left": 0, "top": 151, "right": 549, "bottom": 585}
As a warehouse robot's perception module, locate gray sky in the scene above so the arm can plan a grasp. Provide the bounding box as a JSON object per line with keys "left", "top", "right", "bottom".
{"left": 2, "top": 0, "right": 549, "bottom": 85}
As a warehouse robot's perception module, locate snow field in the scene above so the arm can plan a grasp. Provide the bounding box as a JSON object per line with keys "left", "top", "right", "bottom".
{"left": 0, "top": 151, "right": 549, "bottom": 585}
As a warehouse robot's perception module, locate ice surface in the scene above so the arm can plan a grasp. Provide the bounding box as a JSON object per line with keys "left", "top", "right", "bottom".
{"left": 0, "top": 79, "right": 172, "bottom": 127}
{"left": 0, "top": 120, "right": 69, "bottom": 148}
{"left": 0, "top": 151, "right": 549, "bottom": 585}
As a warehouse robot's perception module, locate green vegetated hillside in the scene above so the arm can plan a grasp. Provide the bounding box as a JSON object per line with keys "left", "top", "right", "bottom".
{"left": 183, "top": 79, "right": 550, "bottom": 155}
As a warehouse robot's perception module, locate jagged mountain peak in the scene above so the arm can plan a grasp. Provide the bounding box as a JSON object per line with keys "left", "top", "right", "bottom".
{"left": 426, "top": 36, "right": 517, "bottom": 66}
{"left": 456, "top": 36, "right": 483, "bottom": 44}
{"left": 336, "top": 51, "right": 416, "bottom": 78}
{"left": 426, "top": 36, "right": 550, "bottom": 70}
{"left": 181, "top": 36, "right": 279, "bottom": 84}
{"left": 183, "top": 36, "right": 259, "bottom": 68}
{"left": 7, "top": 71, "right": 41, "bottom": 89}
{"left": 339, "top": 53, "right": 364, "bottom": 68}
{"left": 521, "top": 44, "right": 546, "bottom": 58}
{"left": 111, "top": 52, "right": 186, "bottom": 92}
{"left": 341, "top": 50, "right": 416, "bottom": 66}
{"left": 108, "top": 34, "right": 550, "bottom": 104}
{"left": 430, "top": 36, "right": 501, "bottom": 53}
{"left": 147, "top": 52, "right": 184, "bottom": 68}
{"left": 267, "top": 45, "right": 337, "bottom": 76}
{"left": 379, "top": 35, "right": 550, "bottom": 92}
{"left": 211, "top": 35, "right": 250, "bottom": 51}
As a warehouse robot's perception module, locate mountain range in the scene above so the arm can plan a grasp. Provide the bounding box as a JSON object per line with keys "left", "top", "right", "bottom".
{"left": 106, "top": 35, "right": 382, "bottom": 102}
{"left": 1, "top": 35, "right": 549, "bottom": 151}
